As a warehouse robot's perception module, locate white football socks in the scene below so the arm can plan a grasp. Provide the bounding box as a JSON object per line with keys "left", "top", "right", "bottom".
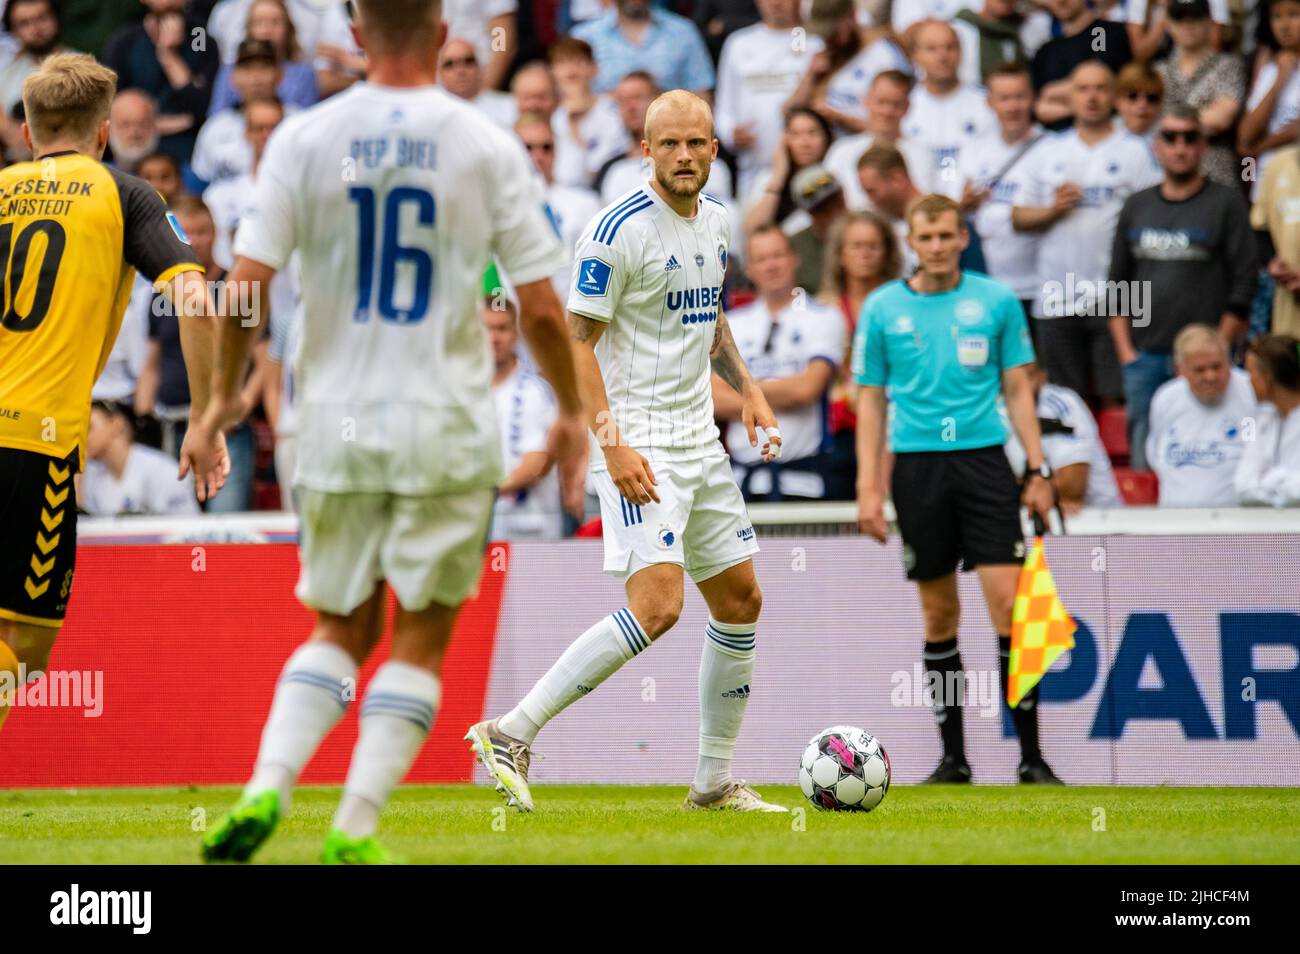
{"left": 245, "top": 641, "right": 357, "bottom": 811}
{"left": 694, "top": 618, "right": 756, "bottom": 794}
{"left": 500, "top": 608, "right": 650, "bottom": 745}
{"left": 333, "top": 661, "right": 441, "bottom": 839}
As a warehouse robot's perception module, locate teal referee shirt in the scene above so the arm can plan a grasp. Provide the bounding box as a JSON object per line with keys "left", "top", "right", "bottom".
{"left": 851, "top": 272, "right": 1035, "bottom": 452}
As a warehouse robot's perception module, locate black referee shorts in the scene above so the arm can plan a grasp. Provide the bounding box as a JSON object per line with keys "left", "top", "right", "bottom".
{"left": 891, "top": 445, "right": 1025, "bottom": 582}
{"left": 0, "top": 447, "right": 79, "bottom": 627}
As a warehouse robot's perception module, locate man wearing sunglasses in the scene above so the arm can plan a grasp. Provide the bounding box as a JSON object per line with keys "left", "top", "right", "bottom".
{"left": 1107, "top": 107, "right": 1255, "bottom": 470}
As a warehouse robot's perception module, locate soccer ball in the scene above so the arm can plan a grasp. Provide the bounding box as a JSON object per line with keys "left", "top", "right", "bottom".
{"left": 798, "top": 726, "right": 890, "bottom": 812}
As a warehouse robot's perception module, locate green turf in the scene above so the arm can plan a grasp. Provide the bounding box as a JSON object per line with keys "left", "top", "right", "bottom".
{"left": 1, "top": 785, "right": 1297, "bottom": 864}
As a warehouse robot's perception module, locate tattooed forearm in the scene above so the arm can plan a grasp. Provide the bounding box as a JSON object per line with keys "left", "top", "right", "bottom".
{"left": 710, "top": 312, "right": 749, "bottom": 394}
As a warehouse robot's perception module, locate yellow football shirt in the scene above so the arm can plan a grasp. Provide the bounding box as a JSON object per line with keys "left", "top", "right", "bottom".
{"left": 0, "top": 151, "right": 201, "bottom": 467}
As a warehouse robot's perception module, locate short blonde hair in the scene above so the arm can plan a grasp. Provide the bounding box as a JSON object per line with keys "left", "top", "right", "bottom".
{"left": 906, "top": 193, "right": 963, "bottom": 230}
{"left": 644, "top": 89, "right": 714, "bottom": 141}
{"left": 23, "top": 53, "right": 117, "bottom": 150}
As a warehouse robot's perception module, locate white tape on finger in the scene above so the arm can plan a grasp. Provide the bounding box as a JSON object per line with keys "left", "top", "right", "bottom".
{"left": 766, "top": 427, "right": 783, "bottom": 460}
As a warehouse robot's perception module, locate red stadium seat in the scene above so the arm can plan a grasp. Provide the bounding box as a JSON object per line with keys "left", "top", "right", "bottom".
{"left": 253, "top": 481, "right": 282, "bottom": 512}
{"left": 575, "top": 516, "right": 604, "bottom": 538}
{"left": 1113, "top": 467, "right": 1158, "bottom": 505}
{"left": 1096, "top": 407, "right": 1129, "bottom": 465}
{"left": 728, "top": 289, "right": 756, "bottom": 310}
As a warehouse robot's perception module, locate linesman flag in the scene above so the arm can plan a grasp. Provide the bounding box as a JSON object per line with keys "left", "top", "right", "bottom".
{"left": 1007, "top": 537, "right": 1076, "bottom": 707}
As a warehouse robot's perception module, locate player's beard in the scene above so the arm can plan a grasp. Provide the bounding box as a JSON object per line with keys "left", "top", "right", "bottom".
{"left": 656, "top": 159, "right": 711, "bottom": 200}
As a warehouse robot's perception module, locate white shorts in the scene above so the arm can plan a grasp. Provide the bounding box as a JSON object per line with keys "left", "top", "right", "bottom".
{"left": 295, "top": 487, "right": 495, "bottom": 615}
{"left": 594, "top": 452, "right": 759, "bottom": 583}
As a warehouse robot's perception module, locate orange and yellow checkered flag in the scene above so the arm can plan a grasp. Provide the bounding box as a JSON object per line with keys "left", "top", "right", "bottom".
{"left": 1008, "top": 537, "right": 1076, "bottom": 707}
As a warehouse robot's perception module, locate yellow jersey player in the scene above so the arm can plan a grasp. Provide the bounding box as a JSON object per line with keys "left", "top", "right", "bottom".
{"left": 0, "top": 54, "right": 226, "bottom": 732}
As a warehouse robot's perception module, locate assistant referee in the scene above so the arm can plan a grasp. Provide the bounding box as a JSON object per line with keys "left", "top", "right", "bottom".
{"left": 852, "top": 193, "right": 1060, "bottom": 785}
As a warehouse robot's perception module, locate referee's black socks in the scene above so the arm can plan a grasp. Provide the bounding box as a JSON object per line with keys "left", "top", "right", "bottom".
{"left": 998, "top": 634, "right": 1041, "bottom": 762}
{"left": 922, "top": 636, "right": 966, "bottom": 761}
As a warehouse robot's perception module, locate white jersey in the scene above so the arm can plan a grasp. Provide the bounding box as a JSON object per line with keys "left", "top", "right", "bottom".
{"left": 552, "top": 96, "right": 630, "bottom": 190}
{"left": 208, "top": 0, "right": 353, "bottom": 63}
{"left": 491, "top": 364, "right": 562, "bottom": 539}
{"left": 1246, "top": 60, "right": 1300, "bottom": 200}
{"left": 82, "top": 445, "right": 200, "bottom": 517}
{"left": 190, "top": 109, "right": 250, "bottom": 186}
{"left": 543, "top": 179, "right": 601, "bottom": 299}
{"left": 1234, "top": 402, "right": 1300, "bottom": 507}
{"left": 205, "top": 172, "right": 302, "bottom": 323}
{"left": 567, "top": 185, "right": 731, "bottom": 467}
{"left": 725, "top": 297, "right": 844, "bottom": 498}
{"left": 823, "top": 132, "right": 935, "bottom": 211}
{"left": 961, "top": 129, "right": 1047, "bottom": 299}
{"left": 1147, "top": 370, "right": 1257, "bottom": 507}
{"left": 235, "top": 82, "right": 564, "bottom": 495}
{"left": 715, "top": 22, "right": 826, "bottom": 196}
{"left": 823, "top": 38, "right": 913, "bottom": 130}
{"left": 892, "top": 0, "right": 968, "bottom": 32}
{"left": 1009, "top": 126, "right": 1162, "bottom": 317}
{"left": 900, "top": 84, "right": 997, "bottom": 199}
{"left": 91, "top": 276, "right": 150, "bottom": 402}
{"left": 1004, "top": 383, "right": 1122, "bottom": 508}
{"left": 444, "top": 0, "right": 518, "bottom": 73}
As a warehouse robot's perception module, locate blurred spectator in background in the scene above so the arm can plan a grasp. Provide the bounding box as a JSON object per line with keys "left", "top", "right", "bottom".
{"left": 104, "top": 0, "right": 221, "bottom": 162}
{"left": 715, "top": 226, "right": 844, "bottom": 500}
{"left": 960, "top": 63, "right": 1044, "bottom": 323}
{"left": 207, "top": 0, "right": 362, "bottom": 98}
{"left": 443, "top": 0, "right": 517, "bottom": 92}
{"left": 573, "top": 0, "right": 716, "bottom": 98}
{"left": 1239, "top": 0, "right": 1300, "bottom": 200}
{"left": 824, "top": 70, "right": 932, "bottom": 210}
{"left": 1148, "top": 325, "right": 1257, "bottom": 507}
{"left": 893, "top": 0, "right": 966, "bottom": 31}
{"left": 900, "top": 19, "right": 995, "bottom": 198}
{"left": 1004, "top": 362, "right": 1123, "bottom": 513}
{"left": 265, "top": 301, "right": 300, "bottom": 512}
{"left": 0, "top": 100, "right": 30, "bottom": 163}
{"left": 1251, "top": 142, "right": 1300, "bottom": 339}
{"left": 192, "top": 38, "right": 281, "bottom": 187}
{"left": 1031, "top": 0, "right": 1132, "bottom": 129}
{"left": 1236, "top": 333, "right": 1300, "bottom": 505}
{"left": 0, "top": 0, "right": 70, "bottom": 114}
{"left": 106, "top": 89, "right": 159, "bottom": 175}
{"left": 81, "top": 400, "right": 199, "bottom": 517}
{"left": 59, "top": 0, "right": 141, "bottom": 59}
{"left": 742, "top": 106, "right": 832, "bottom": 238}
{"left": 1157, "top": 0, "right": 1244, "bottom": 188}
{"left": 209, "top": 0, "right": 318, "bottom": 113}
{"left": 787, "top": 163, "right": 848, "bottom": 293}
{"left": 1115, "top": 62, "right": 1164, "bottom": 143}
{"left": 485, "top": 300, "right": 563, "bottom": 539}
{"left": 548, "top": 37, "right": 629, "bottom": 190}
{"left": 137, "top": 151, "right": 185, "bottom": 206}
{"left": 695, "top": 0, "right": 761, "bottom": 63}
{"left": 791, "top": 0, "right": 912, "bottom": 134}
{"left": 818, "top": 210, "right": 903, "bottom": 498}
{"left": 515, "top": 111, "right": 600, "bottom": 297}
{"left": 511, "top": 60, "right": 558, "bottom": 120}
{"left": 1010, "top": 62, "right": 1161, "bottom": 407}
{"left": 439, "top": 36, "right": 515, "bottom": 128}
{"left": 715, "top": 0, "right": 822, "bottom": 197}
{"left": 857, "top": 143, "right": 924, "bottom": 271}
{"left": 1109, "top": 107, "right": 1254, "bottom": 469}
{"left": 952, "top": 0, "right": 1051, "bottom": 88}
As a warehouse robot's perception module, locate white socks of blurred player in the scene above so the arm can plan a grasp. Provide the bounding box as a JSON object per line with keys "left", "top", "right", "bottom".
{"left": 694, "top": 619, "right": 756, "bottom": 794}
{"left": 245, "top": 641, "right": 356, "bottom": 810}
{"left": 499, "top": 608, "right": 650, "bottom": 745}
{"left": 244, "top": 644, "right": 441, "bottom": 838}
{"left": 333, "top": 661, "right": 441, "bottom": 838}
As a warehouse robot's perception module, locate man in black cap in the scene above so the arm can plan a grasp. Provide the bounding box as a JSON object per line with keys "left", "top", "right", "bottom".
{"left": 191, "top": 39, "right": 282, "bottom": 187}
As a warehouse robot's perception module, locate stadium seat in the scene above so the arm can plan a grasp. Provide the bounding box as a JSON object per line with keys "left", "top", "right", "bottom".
{"left": 1113, "top": 467, "right": 1158, "bottom": 505}
{"left": 1096, "top": 407, "right": 1129, "bottom": 465}
{"left": 576, "top": 516, "right": 604, "bottom": 538}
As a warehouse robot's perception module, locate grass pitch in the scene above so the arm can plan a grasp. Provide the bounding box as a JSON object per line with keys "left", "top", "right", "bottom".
{"left": 1, "top": 785, "right": 1297, "bottom": 864}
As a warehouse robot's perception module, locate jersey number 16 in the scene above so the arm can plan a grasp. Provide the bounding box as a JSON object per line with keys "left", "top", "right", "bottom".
{"left": 348, "top": 186, "right": 436, "bottom": 325}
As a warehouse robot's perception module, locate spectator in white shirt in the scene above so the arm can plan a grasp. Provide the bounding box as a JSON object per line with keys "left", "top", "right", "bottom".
{"left": 714, "top": 225, "right": 845, "bottom": 500}
{"left": 1238, "top": 0, "right": 1300, "bottom": 200}
{"left": 515, "top": 112, "right": 600, "bottom": 299}
{"left": 547, "top": 36, "right": 630, "bottom": 190}
{"left": 741, "top": 106, "right": 833, "bottom": 239}
{"left": 207, "top": 0, "right": 362, "bottom": 99}
{"left": 1005, "top": 363, "right": 1124, "bottom": 513}
{"left": 900, "top": 19, "right": 997, "bottom": 199}
{"left": 714, "top": 0, "right": 824, "bottom": 197}
{"left": 511, "top": 61, "right": 557, "bottom": 121}
{"left": 443, "top": 0, "right": 517, "bottom": 93}
{"left": 484, "top": 301, "right": 563, "bottom": 539}
{"left": 107, "top": 89, "right": 159, "bottom": 176}
{"left": 438, "top": 36, "right": 516, "bottom": 129}
{"left": 1148, "top": 324, "right": 1258, "bottom": 507}
{"left": 856, "top": 143, "right": 925, "bottom": 272}
{"left": 1237, "top": 333, "right": 1300, "bottom": 506}
{"left": 191, "top": 39, "right": 281, "bottom": 187}
{"left": 80, "top": 401, "right": 200, "bottom": 517}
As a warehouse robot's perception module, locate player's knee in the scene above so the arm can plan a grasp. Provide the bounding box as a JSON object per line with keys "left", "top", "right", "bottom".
{"left": 730, "top": 579, "right": 763, "bottom": 623}
{"left": 923, "top": 604, "right": 960, "bottom": 639}
{"left": 635, "top": 598, "right": 682, "bottom": 641}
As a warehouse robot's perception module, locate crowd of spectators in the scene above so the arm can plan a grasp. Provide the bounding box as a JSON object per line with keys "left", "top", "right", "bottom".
{"left": 4, "top": 0, "right": 1298, "bottom": 522}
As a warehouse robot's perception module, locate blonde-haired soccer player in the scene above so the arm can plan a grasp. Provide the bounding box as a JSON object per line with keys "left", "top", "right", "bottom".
{"left": 189, "top": 0, "right": 585, "bottom": 864}
{"left": 466, "top": 89, "right": 789, "bottom": 814}
{"left": 0, "top": 53, "right": 223, "bottom": 733}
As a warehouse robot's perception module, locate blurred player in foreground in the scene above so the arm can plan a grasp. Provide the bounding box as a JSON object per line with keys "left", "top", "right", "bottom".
{"left": 190, "top": 0, "right": 584, "bottom": 864}
{"left": 853, "top": 194, "right": 1061, "bottom": 785}
{"left": 467, "top": 89, "right": 789, "bottom": 814}
{"left": 0, "top": 54, "right": 223, "bottom": 734}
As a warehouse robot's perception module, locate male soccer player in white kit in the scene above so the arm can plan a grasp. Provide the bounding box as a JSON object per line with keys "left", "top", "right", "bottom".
{"left": 467, "top": 89, "right": 789, "bottom": 814}
{"left": 189, "top": 0, "right": 585, "bottom": 864}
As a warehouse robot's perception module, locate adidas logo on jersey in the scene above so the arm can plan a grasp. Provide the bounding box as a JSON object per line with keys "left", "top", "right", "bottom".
{"left": 664, "top": 255, "right": 682, "bottom": 272}
{"left": 722, "top": 685, "right": 751, "bottom": 699}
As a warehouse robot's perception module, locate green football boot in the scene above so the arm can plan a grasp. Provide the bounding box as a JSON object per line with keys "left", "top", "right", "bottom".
{"left": 201, "top": 789, "right": 281, "bottom": 863}
{"left": 322, "top": 829, "right": 399, "bottom": 865}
